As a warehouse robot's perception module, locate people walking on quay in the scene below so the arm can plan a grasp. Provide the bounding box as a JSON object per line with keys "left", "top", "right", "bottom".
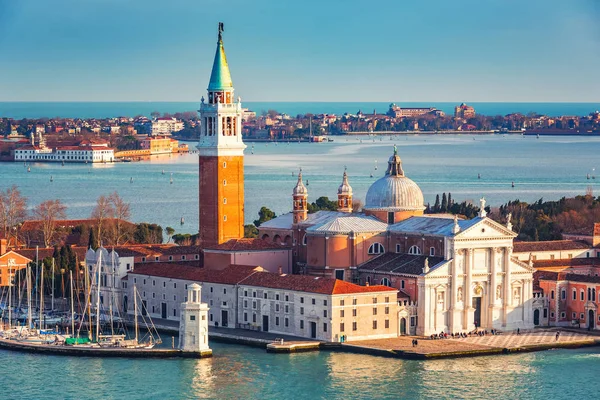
{"left": 556, "top": 331, "right": 561, "bottom": 341}
{"left": 517, "top": 328, "right": 520, "bottom": 335}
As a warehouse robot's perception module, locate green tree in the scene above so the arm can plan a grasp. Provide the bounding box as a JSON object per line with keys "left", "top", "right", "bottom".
{"left": 88, "top": 226, "right": 98, "bottom": 250}
{"left": 433, "top": 194, "right": 440, "bottom": 212}
{"left": 307, "top": 196, "right": 338, "bottom": 213}
{"left": 441, "top": 193, "right": 448, "bottom": 212}
{"left": 254, "top": 207, "right": 276, "bottom": 227}
{"left": 244, "top": 224, "right": 258, "bottom": 238}
{"left": 165, "top": 226, "right": 175, "bottom": 243}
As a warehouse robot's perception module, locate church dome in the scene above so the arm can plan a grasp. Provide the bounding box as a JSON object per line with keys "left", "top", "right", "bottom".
{"left": 364, "top": 147, "right": 425, "bottom": 211}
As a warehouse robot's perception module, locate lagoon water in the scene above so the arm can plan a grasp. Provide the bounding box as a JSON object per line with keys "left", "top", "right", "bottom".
{"left": 1, "top": 134, "right": 599, "bottom": 236}
{"left": 1, "top": 342, "right": 599, "bottom": 399}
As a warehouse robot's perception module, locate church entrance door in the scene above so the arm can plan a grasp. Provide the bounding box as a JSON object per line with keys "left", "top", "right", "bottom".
{"left": 533, "top": 309, "right": 540, "bottom": 326}
{"left": 472, "top": 297, "right": 482, "bottom": 328}
{"left": 400, "top": 318, "right": 406, "bottom": 335}
{"left": 589, "top": 310, "right": 595, "bottom": 329}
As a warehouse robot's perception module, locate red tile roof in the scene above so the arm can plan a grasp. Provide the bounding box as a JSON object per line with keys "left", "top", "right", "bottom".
{"left": 239, "top": 272, "right": 397, "bottom": 295}
{"left": 513, "top": 240, "right": 590, "bottom": 253}
{"left": 204, "top": 238, "right": 290, "bottom": 252}
{"left": 536, "top": 271, "right": 600, "bottom": 284}
{"left": 129, "top": 263, "right": 261, "bottom": 285}
{"left": 533, "top": 258, "right": 600, "bottom": 269}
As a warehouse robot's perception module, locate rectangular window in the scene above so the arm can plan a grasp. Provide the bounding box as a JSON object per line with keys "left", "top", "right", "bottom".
{"left": 581, "top": 291, "right": 585, "bottom": 301}
{"left": 276, "top": 317, "right": 280, "bottom": 326}
{"left": 253, "top": 291, "right": 257, "bottom": 298}
{"left": 323, "top": 323, "right": 327, "bottom": 332}
{"left": 300, "top": 320, "right": 304, "bottom": 329}
{"left": 573, "top": 290, "right": 577, "bottom": 300}
{"left": 385, "top": 320, "right": 390, "bottom": 329}
{"left": 352, "top": 298, "right": 357, "bottom": 306}
{"left": 276, "top": 304, "right": 280, "bottom": 312}
{"left": 551, "top": 312, "right": 555, "bottom": 318}
{"left": 385, "top": 307, "right": 389, "bottom": 315}
{"left": 224, "top": 288, "right": 227, "bottom": 295}
{"left": 340, "top": 310, "right": 345, "bottom": 318}
{"left": 323, "top": 299, "right": 327, "bottom": 306}
{"left": 244, "top": 300, "right": 248, "bottom": 308}
{"left": 373, "top": 308, "right": 377, "bottom": 315}
{"left": 410, "top": 316, "right": 416, "bottom": 327}
{"left": 323, "top": 310, "right": 327, "bottom": 318}
{"left": 264, "top": 293, "right": 268, "bottom": 299}
{"left": 561, "top": 290, "right": 566, "bottom": 300}
{"left": 312, "top": 298, "right": 316, "bottom": 305}
{"left": 253, "top": 314, "right": 256, "bottom": 323}
{"left": 285, "top": 318, "right": 289, "bottom": 327}
{"left": 551, "top": 290, "right": 555, "bottom": 299}
{"left": 253, "top": 301, "right": 257, "bottom": 309}
{"left": 543, "top": 309, "right": 548, "bottom": 318}
{"left": 373, "top": 297, "right": 377, "bottom": 304}
{"left": 244, "top": 313, "right": 248, "bottom": 322}
{"left": 244, "top": 290, "right": 248, "bottom": 297}
{"left": 300, "top": 307, "right": 304, "bottom": 315}
{"left": 401, "top": 280, "right": 405, "bottom": 289}
{"left": 550, "top": 254, "right": 555, "bottom": 260}
{"left": 573, "top": 312, "right": 577, "bottom": 319}
{"left": 352, "top": 309, "right": 357, "bottom": 317}
{"left": 430, "top": 247, "right": 435, "bottom": 256}
{"left": 276, "top": 294, "right": 280, "bottom": 301}
{"left": 372, "top": 320, "right": 378, "bottom": 330}
{"left": 285, "top": 295, "right": 289, "bottom": 302}
{"left": 190, "top": 315, "right": 196, "bottom": 321}
{"left": 396, "top": 244, "right": 401, "bottom": 253}
{"left": 340, "top": 323, "right": 345, "bottom": 332}
{"left": 385, "top": 297, "right": 389, "bottom": 303}
{"left": 340, "top": 299, "right": 345, "bottom": 306}
{"left": 301, "top": 297, "right": 304, "bottom": 304}
{"left": 285, "top": 305, "right": 289, "bottom": 313}
{"left": 561, "top": 312, "right": 566, "bottom": 319}
{"left": 352, "top": 322, "right": 357, "bottom": 331}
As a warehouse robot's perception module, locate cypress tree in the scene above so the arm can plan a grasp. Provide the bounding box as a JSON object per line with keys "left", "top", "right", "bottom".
{"left": 441, "top": 193, "right": 448, "bottom": 212}
{"left": 88, "top": 226, "right": 98, "bottom": 250}
{"left": 447, "top": 192, "right": 452, "bottom": 208}
{"left": 433, "top": 195, "right": 440, "bottom": 212}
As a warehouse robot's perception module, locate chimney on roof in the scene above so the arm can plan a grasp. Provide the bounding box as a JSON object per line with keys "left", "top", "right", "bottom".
{"left": 278, "top": 266, "right": 283, "bottom": 275}
{"left": 0, "top": 239, "right": 7, "bottom": 255}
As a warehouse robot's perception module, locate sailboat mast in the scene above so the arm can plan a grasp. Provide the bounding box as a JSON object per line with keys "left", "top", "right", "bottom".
{"left": 95, "top": 253, "right": 102, "bottom": 342}
{"left": 8, "top": 264, "right": 11, "bottom": 329}
{"left": 134, "top": 285, "right": 139, "bottom": 343}
{"left": 27, "top": 262, "right": 32, "bottom": 329}
{"left": 110, "top": 250, "right": 115, "bottom": 336}
{"left": 40, "top": 260, "right": 44, "bottom": 329}
{"left": 86, "top": 262, "right": 91, "bottom": 340}
{"left": 51, "top": 258, "right": 55, "bottom": 312}
{"left": 70, "top": 271, "right": 75, "bottom": 336}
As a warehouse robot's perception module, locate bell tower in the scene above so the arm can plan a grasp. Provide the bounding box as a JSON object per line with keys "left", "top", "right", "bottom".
{"left": 293, "top": 169, "right": 308, "bottom": 224}
{"left": 337, "top": 168, "right": 353, "bottom": 213}
{"left": 198, "top": 23, "right": 246, "bottom": 247}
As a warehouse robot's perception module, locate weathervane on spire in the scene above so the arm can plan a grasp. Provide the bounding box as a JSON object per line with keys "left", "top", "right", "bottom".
{"left": 218, "top": 22, "right": 224, "bottom": 41}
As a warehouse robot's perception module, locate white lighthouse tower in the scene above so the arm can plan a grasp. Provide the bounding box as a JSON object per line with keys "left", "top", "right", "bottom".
{"left": 179, "top": 283, "right": 212, "bottom": 357}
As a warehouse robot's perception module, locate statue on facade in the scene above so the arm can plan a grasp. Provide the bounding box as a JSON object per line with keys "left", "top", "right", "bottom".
{"left": 506, "top": 212, "right": 513, "bottom": 230}
{"left": 457, "top": 287, "right": 463, "bottom": 302}
{"left": 496, "top": 285, "right": 502, "bottom": 300}
{"left": 479, "top": 197, "right": 487, "bottom": 217}
{"left": 423, "top": 258, "right": 430, "bottom": 274}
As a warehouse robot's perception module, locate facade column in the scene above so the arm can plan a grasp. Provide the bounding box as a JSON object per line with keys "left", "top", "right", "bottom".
{"left": 463, "top": 249, "right": 473, "bottom": 330}
{"left": 450, "top": 248, "right": 460, "bottom": 332}
{"left": 489, "top": 247, "right": 497, "bottom": 328}
{"left": 503, "top": 246, "right": 512, "bottom": 327}
{"left": 416, "top": 280, "right": 427, "bottom": 335}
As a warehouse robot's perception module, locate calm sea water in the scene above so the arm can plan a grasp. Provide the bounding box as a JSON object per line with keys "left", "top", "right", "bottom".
{"left": 1, "top": 101, "right": 599, "bottom": 119}
{"left": 1, "top": 134, "right": 599, "bottom": 236}
{"left": 1, "top": 342, "right": 599, "bottom": 399}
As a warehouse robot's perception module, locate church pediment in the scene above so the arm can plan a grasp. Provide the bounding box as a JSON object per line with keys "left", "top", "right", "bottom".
{"left": 454, "top": 218, "right": 517, "bottom": 240}
{"left": 0, "top": 251, "right": 32, "bottom": 266}
{"left": 510, "top": 257, "right": 536, "bottom": 274}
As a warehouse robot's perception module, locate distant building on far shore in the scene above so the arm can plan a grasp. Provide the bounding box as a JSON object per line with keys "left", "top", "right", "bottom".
{"left": 387, "top": 103, "right": 444, "bottom": 118}
{"left": 454, "top": 103, "right": 476, "bottom": 119}
{"left": 151, "top": 117, "right": 184, "bottom": 136}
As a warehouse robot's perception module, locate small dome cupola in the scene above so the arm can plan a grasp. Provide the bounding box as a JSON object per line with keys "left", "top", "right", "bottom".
{"left": 293, "top": 168, "right": 308, "bottom": 196}
{"left": 386, "top": 145, "right": 405, "bottom": 177}
{"left": 337, "top": 168, "right": 353, "bottom": 196}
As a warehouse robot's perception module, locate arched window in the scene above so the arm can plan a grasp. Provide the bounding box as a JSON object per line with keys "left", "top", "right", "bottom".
{"left": 302, "top": 234, "right": 307, "bottom": 246}
{"left": 408, "top": 245, "right": 422, "bottom": 255}
{"left": 368, "top": 243, "right": 385, "bottom": 255}
{"left": 366, "top": 276, "right": 372, "bottom": 285}
{"left": 381, "top": 277, "right": 391, "bottom": 287}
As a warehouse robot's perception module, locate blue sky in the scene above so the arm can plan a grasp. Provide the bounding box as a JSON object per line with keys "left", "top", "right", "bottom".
{"left": 1, "top": 0, "right": 599, "bottom": 102}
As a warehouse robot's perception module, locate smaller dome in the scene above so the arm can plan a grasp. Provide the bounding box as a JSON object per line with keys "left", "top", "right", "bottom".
{"left": 293, "top": 169, "right": 307, "bottom": 196}
{"left": 337, "top": 170, "right": 352, "bottom": 195}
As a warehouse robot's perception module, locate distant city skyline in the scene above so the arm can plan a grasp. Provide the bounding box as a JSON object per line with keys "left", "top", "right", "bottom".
{"left": 1, "top": 0, "right": 599, "bottom": 102}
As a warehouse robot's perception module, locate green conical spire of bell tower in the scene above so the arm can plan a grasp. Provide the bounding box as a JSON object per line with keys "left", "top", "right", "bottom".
{"left": 208, "top": 22, "right": 234, "bottom": 91}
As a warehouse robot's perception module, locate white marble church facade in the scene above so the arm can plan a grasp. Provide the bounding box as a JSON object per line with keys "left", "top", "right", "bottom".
{"left": 417, "top": 215, "right": 536, "bottom": 335}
